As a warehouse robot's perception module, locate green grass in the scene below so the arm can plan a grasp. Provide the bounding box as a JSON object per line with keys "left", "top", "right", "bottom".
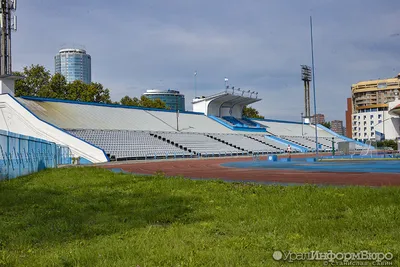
{"left": 0, "top": 167, "right": 399, "bottom": 266}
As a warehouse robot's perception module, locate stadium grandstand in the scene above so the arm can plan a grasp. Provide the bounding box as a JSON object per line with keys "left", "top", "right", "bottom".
{"left": 0, "top": 90, "right": 368, "bottom": 164}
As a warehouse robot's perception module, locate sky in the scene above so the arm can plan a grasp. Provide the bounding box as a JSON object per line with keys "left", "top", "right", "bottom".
{"left": 12, "top": 0, "right": 400, "bottom": 122}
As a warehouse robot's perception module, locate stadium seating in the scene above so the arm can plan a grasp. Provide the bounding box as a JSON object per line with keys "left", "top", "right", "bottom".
{"left": 208, "top": 134, "right": 282, "bottom": 153}
{"left": 68, "top": 129, "right": 192, "bottom": 160}
{"left": 246, "top": 135, "right": 290, "bottom": 151}
{"left": 280, "top": 136, "right": 331, "bottom": 151}
{"left": 153, "top": 132, "right": 245, "bottom": 156}
{"left": 13, "top": 97, "right": 365, "bottom": 162}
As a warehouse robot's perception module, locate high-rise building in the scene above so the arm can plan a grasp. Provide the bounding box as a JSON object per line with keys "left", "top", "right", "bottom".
{"left": 55, "top": 48, "right": 91, "bottom": 84}
{"left": 345, "top": 98, "right": 352, "bottom": 138}
{"left": 350, "top": 74, "right": 400, "bottom": 141}
{"left": 143, "top": 89, "right": 185, "bottom": 111}
{"left": 331, "top": 120, "right": 344, "bottom": 135}
{"left": 311, "top": 113, "right": 325, "bottom": 124}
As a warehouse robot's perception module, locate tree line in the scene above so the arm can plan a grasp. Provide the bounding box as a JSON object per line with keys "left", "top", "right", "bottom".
{"left": 14, "top": 64, "right": 262, "bottom": 117}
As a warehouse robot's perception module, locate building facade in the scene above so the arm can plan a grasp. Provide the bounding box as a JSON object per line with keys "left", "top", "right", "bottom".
{"left": 345, "top": 98, "right": 352, "bottom": 138}
{"left": 311, "top": 113, "right": 325, "bottom": 124}
{"left": 350, "top": 74, "right": 400, "bottom": 141}
{"left": 143, "top": 89, "right": 185, "bottom": 111}
{"left": 331, "top": 120, "right": 344, "bottom": 135}
{"left": 55, "top": 49, "right": 91, "bottom": 84}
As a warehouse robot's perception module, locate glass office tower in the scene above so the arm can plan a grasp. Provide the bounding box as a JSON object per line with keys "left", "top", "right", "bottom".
{"left": 143, "top": 89, "right": 185, "bottom": 111}
{"left": 55, "top": 48, "right": 91, "bottom": 84}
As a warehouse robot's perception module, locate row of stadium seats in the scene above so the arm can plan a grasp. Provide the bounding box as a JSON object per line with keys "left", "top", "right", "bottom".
{"left": 68, "top": 129, "right": 361, "bottom": 161}
{"left": 68, "top": 130, "right": 193, "bottom": 160}
{"left": 152, "top": 132, "right": 245, "bottom": 156}
{"left": 208, "top": 134, "right": 285, "bottom": 153}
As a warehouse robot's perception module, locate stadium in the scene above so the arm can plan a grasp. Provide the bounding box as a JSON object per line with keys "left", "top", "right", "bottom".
{"left": 2, "top": 2, "right": 400, "bottom": 266}
{"left": 0, "top": 89, "right": 366, "bottom": 162}
{"left": 4, "top": 86, "right": 395, "bottom": 186}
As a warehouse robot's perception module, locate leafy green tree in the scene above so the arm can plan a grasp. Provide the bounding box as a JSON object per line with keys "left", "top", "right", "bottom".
{"left": 37, "top": 73, "right": 68, "bottom": 99}
{"left": 321, "top": 121, "right": 331, "bottom": 129}
{"left": 66, "top": 80, "right": 88, "bottom": 102}
{"left": 14, "top": 65, "right": 51, "bottom": 97}
{"left": 119, "top": 95, "right": 167, "bottom": 109}
{"left": 14, "top": 64, "right": 112, "bottom": 104}
{"left": 86, "top": 82, "right": 112, "bottom": 104}
{"left": 120, "top": 96, "right": 140, "bottom": 106}
{"left": 377, "top": 140, "right": 398, "bottom": 150}
{"left": 242, "top": 106, "right": 264, "bottom": 119}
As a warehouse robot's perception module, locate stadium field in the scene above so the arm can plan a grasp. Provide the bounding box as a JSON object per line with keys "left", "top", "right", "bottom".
{"left": 101, "top": 156, "right": 400, "bottom": 186}
{"left": 0, "top": 167, "right": 399, "bottom": 266}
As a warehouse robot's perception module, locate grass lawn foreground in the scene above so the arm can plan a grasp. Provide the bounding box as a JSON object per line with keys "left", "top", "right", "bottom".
{"left": 0, "top": 167, "right": 399, "bottom": 266}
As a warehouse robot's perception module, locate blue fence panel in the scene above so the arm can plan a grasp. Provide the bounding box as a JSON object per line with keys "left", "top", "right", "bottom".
{"left": 0, "top": 130, "right": 72, "bottom": 180}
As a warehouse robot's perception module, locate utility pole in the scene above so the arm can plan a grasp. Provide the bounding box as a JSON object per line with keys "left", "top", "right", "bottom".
{"left": 310, "top": 16, "right": 319, "bottom": 158}
{"left": 176, "top": 92, "right": 179, "bottom": 131}
{"left": 0, "top": 0, "right": 17, "bottom": 75}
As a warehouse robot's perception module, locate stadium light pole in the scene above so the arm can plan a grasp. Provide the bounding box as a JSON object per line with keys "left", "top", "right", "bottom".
{"left": 194, "top": 70, "right": 197, "bottom": 98}
{"left": 310, "top": 16, "right": 319, "bottom": 158}
{"left": 225, "top": 77, "right": 229, "bottom": 92}
{"left": 301, "top": 112, "right": 304, "bottom": 136}
{"left": 175, "top": 92, "right": 179, "bottom": 131}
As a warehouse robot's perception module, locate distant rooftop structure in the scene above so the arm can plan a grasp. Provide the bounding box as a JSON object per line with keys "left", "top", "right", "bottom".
{"left": 192, "top": 89, "right": 261, "bottom": 117}
{"left": 143, "top": 89, "right": 185, "bottom": 111}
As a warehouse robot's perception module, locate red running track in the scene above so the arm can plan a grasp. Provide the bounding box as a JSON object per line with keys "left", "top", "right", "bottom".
{"left": 101, "top": 156, "right": 400, "bottom": 186}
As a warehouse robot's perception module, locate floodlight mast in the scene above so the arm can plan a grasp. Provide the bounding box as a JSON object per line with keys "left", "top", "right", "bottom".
{"left": 301, "top": 64, "right": 312, "bottom": 119}
{"left": 0, "top": 0, "right": 17, "bottom": 75}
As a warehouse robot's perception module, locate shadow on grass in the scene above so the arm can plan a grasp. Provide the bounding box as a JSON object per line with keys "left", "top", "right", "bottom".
{"left": 0, "top": 170, "right": 204, "bottom": 248}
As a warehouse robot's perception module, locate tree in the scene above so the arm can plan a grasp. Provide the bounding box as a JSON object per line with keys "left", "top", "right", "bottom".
{"left": 37, "top": 73, "right": 68, "bottom": 99}
{"left": 13, "top": 64, "right": 112, "bottom": 104}
{"left": 321, "top": 121, "right": 331, "bottom": 129}
{"left": 120, "top": 96, "right": 140, "bottom": 106}
{"left": 14, "top": 65, "right": 51, "bottom": 97}
{"left": 242, "top": 106, "right": 264, "bottom": 119}
{"left": 377, "top": 140, "right": 397, "bottom": 150}
{"left": 119, "top": 95, "right": 167, "bottom": 109}
{"left": 86, "top": 82, "right": 112, "bottom": 104}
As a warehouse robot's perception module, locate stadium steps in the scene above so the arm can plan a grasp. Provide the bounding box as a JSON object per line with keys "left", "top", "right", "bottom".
{"left": 206, "top": 134, "right": 274, "bottom": 154}
{"left": 244, "top": 135, "right": 287, "bottom": 153}
{"left": 152, "top": 132, "right": 245, "bottom": 157}
{"left": 205, "top": 134, "right": 248, "bottom": 152}
{"left": 280, "top": 136, "right": 314, "bottom": 150}
{"left": 303, "top": 136, "right": 333, "bottom": 150}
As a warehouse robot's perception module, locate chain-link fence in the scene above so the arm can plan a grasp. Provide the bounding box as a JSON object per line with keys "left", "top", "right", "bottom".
{"left": 0, "top": 130, "right": 72, "bottom": 180}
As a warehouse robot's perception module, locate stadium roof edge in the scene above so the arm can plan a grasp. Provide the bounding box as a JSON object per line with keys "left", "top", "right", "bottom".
{"left": 19, "top": 96, "right": 205, "bottom": 115}
{"left": 251, "top": 118, "right": 309, "bottom": 125}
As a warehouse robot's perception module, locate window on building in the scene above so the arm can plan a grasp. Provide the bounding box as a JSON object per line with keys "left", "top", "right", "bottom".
{"left": 371, "top": 132, "right": 375, "bottom": 136}
{"left": 378, "top": 120, "right": 382, "bottom": 124}
{"left": 378, "top": 114, "right": 382, "bottom": 119}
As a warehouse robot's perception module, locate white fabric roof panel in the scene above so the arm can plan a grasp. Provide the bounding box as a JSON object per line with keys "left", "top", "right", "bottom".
{"left": 16, "top": 98, "right": 236, "bottom": 133}
{"left": 257, "top": 120, "right": 335, "bottom": 137}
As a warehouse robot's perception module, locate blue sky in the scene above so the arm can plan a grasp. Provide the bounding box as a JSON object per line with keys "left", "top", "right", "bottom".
{"left": 12, "top": 0, "right": 400, "bottom": 121}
